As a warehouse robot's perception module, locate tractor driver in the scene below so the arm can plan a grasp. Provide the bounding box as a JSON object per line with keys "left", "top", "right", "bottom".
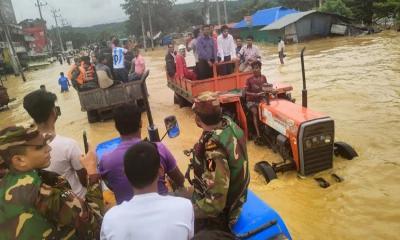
{"left": 244, "top": 60, "right": 267, "bottom": 145}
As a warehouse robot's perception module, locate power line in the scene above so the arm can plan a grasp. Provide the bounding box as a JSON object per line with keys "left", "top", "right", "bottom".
{"left": 50, "top": 8, "right": 65, "bottom": 52}
{"left": 35, "top": 0, "right": 50, "bottom": 52}
{"left": 34, "top": 0, "right": 47, "bottom": 22}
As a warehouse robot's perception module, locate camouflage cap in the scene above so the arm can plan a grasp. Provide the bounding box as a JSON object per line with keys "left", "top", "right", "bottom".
{"left": 192, "top": 91, "right": 221, "bottom": 115}
{"left": 0, "top": 123, "right": 39, "bottom": 152}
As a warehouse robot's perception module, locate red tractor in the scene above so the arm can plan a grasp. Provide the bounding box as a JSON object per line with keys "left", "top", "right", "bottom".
{"left": 168, "top": 48, "right": 357, "bottom": 183}
{"left": 253, "top": 48, "right": 357, "bottom": 182}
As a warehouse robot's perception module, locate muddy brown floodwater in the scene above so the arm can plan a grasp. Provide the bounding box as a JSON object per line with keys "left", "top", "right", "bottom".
{"left": 1, "top": 31, "right": 399, "bottom": 239}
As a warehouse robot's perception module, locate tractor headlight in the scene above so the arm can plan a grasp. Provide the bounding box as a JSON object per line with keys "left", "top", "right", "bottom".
{"left": 312, "top": 136, "right": 318, "bottom": 144}
{"left": 305, "top": 139, "right": 312, "bottom": 149}
{"left": 324, "top": 135, "right": 332, "bottom": 144}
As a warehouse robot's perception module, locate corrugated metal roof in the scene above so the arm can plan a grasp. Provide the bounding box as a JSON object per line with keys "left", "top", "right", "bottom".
{"left": 233, "top": 7, "right": 299, "bottom": 29}
{"left": 259, "top": 10, "right": 316, "bottom": 31}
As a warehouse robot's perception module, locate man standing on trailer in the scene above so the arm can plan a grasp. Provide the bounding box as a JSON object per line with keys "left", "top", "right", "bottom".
{"left": 217, "top": 25, "right": 236, "bottom": 75}
{"left": 196, "top": 25, "right": 217, "bottom": 80}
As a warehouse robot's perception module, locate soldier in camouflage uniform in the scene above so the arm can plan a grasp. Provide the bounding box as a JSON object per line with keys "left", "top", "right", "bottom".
{"left": 0, "top": 123, "right": 103, "bottom": 240}
{"left": 188, "top": 91, "right": 250, "bottom": 235}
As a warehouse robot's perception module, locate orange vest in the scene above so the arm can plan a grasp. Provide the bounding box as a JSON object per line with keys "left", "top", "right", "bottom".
{"left": 77, "top": 64, "right": 95, "bottom": 85}
{"left": 67, "top": 64, "right": 77, "bottom": 80}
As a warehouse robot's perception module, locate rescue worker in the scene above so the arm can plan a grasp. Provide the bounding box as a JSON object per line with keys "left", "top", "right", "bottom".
{"left": 0, "top": 123, "right": 103, "bottom": 239}
{"left": 187, "top": 91, "right": 250, "bottom": 238}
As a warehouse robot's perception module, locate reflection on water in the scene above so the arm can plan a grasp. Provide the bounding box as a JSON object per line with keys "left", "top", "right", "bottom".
{"left": 1, "top": 31, "right": 399, "bottom": 240}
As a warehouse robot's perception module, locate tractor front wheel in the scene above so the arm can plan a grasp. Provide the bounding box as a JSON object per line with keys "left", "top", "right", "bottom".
{"left": 255, "top": 161, "right": 277, "bottom": 183}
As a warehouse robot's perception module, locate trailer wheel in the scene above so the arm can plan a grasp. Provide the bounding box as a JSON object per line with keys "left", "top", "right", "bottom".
{"left": 87, "top": 110, "right": 99, "bottom": 123}
{"left": 174, "top": 93, "right": 191, "bottom": 108}
{"left": 255, "top": 161, "right": 277, "bottom": 183}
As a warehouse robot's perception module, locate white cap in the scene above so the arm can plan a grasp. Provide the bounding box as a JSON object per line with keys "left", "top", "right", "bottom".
{"left": 178, "top": 44, "right": 186, "bottom": 51}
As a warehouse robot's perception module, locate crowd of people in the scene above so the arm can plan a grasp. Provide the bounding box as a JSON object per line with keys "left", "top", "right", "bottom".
{"left": 56, "top": 37, "right": 147, "bottom": 93}
{"left": 0, "top": 87, "right": 249, "bottom": 239}
{"left": 165, "top": 24, "right": 265, "bottom": 81}
{"left": 166, "top": 24, "right": 272, "bottom": 144}
{"left": 0, "top": 24, "right": 284, "bottom": 240}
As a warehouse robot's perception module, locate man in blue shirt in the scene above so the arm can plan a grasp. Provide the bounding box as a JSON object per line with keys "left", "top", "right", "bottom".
{"left": 196, "top": 25, "right": 217, "bottom": 80}
{"left": 58, "top": 72, "right": 70, "bottom": 92}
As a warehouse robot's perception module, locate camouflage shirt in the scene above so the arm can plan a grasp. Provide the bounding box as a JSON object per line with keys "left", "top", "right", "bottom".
{"left": 0, "top": 170, "right": 103, "bottom": 240}
{"left": 192, "top": 116, "right": 250, "bottom": 228}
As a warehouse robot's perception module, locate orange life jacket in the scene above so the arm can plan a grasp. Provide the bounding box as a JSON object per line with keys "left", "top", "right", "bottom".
{"left": 66, "top": 63, "right": 77, "bottom": 80}
{"left": 76, "top": 63, "right": 95, "bottom": 85}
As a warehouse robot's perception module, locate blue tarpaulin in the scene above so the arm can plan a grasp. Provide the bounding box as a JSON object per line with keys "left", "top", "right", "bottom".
{"left": 234, "top": 6, "right": 299, "bottom": 29}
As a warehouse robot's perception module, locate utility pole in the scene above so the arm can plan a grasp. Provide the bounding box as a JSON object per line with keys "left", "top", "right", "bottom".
{"left": 146, "top": 0, "right": 154, "bottom": 50}
{"left": 0, "top": 10, "right": 26, "bottom": 81}
{"left": 203, "top": 0, "right": 210, "bottom": 24}
{"left": 139, "top": 2, "right": 147, "bottom": 52}
{"left": 35, "top": 0, "right": 49, "bottom": 52}
{"left": 51, "top": 9, "right": 65, "bottom": 52}
{"left": 35, "top": 0, "right": 47, "bottom": 21}
{"left": 216, "top": 0, "right": 221, "bottom": 26}
{"left": 223, "top": 0, "right": 228, "bottom": 24}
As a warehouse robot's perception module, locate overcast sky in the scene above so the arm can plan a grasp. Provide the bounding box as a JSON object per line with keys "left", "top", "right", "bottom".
{"left": 12, "top": 0, "right": 194, "bottom": 27}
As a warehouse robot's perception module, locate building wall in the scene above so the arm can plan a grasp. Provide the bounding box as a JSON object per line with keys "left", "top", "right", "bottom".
{"left": 0, "top": 0, "right": 17, "bottom": 24}
{"left": 23, "top": 26, "right": 47, "bottom": 53}
{"left": 282, "top": 13, "right": 344, "bottom": 42}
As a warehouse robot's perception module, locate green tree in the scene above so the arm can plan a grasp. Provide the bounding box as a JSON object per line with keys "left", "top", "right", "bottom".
{"left": 320, "top": 0, "right": 353, "bottom": 17}
{"left": 344, "top": 0, "right": 375, "bottom": 24}
{"left": 121, "top": 0, "right": 176, "bottom": 37}
{"left": 373, "top": 0, "right": 400, "bottom": 21}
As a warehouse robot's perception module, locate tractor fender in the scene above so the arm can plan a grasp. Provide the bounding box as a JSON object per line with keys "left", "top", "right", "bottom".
{"left": 334, "top": 141, "right": 358, "bottom": 160}
{"left": 255, "top": 161, "right": 277, "bottom": 183}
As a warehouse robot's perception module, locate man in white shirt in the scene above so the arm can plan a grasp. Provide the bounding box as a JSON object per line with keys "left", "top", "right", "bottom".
{"left": 217, "top": 25, "right": 236, "bottom": 75}
{"left": 112, "top": 38, "right": 129, "bottom": 82}
{"left": 239, "top": 35, "right": 261, "bottom": 72}
{"left": 101, "top": 141, "right": 194, "bottom": 240}
{"left": 278, "top": 37, "right": 285, "bottom": 65}
{"left": 23, "top": 90, "right": 87, "bottom": 198}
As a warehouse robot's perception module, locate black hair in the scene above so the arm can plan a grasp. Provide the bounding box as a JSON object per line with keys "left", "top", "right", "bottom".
{"left": 98, "top": 54, "right": 107, "bottom": 62}
{"left": 246, "top": 35, "right": 254, "bottom": 40}
{"left": 39, "top": 84, "right": 46, "bottom": 91}
{"left": 0, "top": 147, "right": 26, "bottom": 169}
{"left": 197, "top": 111, "right": 222, "bottom": 125}
{"left": 124, "top": 141, "right": 160, "bottom": 189}
{"left": 113, "top": 103, "right": 141, "bottom": 136}
{"left": 23, "top": 90, "right": 57, "bottom": 124}
{"left": 202, "top": 24, "right": 211, "bottom": 29}
{"left": 236, "top": 36, "right": 242, "bottom": 40}
{"left": 193, "top": 28, "right": 200, "bottom": 38}
{"left": 81, "top": 56, "right": 90, "bottom": 65}
{"left": 251, "top": 60, "right": 262, "bottom": 68}
{"left": 221, "top": 25, "right": 229, "bottom": 32}
{"left": 114, "top": 38, "right": 120, "bottom": 46}
{"left": 60, "top": 72, "right": 64, "bottom": 75}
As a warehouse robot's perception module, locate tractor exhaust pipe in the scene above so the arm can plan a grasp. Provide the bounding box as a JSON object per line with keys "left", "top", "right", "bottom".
{"left": 301, "top": 47, "right": 307, "bottom": 108}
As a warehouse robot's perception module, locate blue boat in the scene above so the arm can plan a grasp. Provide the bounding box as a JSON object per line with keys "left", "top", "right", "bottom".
{"left": 96, "top": 138, "right": 292, "bottom": 240}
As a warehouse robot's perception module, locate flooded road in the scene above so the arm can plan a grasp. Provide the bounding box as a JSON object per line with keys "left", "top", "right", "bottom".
{"left": 1, "top": 31, "right": 399, "bottom": 239}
